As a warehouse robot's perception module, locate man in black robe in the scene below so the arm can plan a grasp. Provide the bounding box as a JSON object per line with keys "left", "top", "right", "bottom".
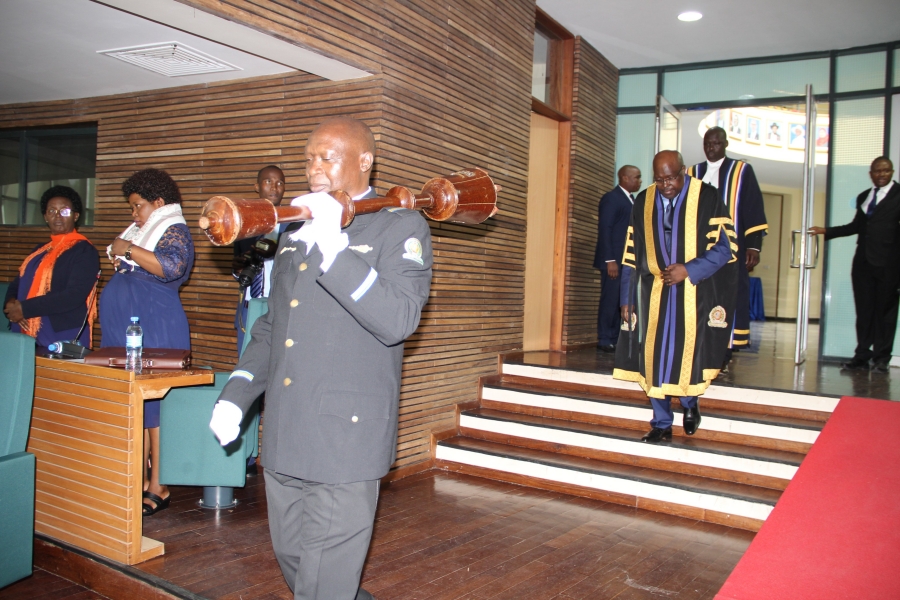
{"left": 688, "top": 127, "right": 766, "bottom": 367}
{"left": 615, "top": 151, "right": 738, "bottom": 443}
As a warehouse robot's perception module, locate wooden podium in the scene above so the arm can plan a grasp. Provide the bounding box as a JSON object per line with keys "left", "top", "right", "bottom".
{"left": 26, "top": 358, "right": 214, "bottom": 565}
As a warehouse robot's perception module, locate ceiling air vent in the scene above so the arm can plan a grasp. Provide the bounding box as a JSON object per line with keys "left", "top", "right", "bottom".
{"left": 98, "top": 42, "right": 241, "bottom": 77}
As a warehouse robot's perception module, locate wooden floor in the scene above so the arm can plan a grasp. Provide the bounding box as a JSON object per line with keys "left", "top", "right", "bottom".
{"left": 0, "top": 568, "right": 109, "bottom": 599}
{"left": 1, "top": 469, "right": 754, "bottom": 599}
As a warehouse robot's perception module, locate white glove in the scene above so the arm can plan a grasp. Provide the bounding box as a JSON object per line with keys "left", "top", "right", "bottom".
{"left": 209, "top": 400, "right": 243, "bottom": 446}
{"left": 290, "top": 192, "right": 349, "bottom": 272}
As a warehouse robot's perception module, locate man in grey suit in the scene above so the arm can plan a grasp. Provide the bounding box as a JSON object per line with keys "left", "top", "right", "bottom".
{"left": 210, "top": 117, "right": 433, "bottom": 599}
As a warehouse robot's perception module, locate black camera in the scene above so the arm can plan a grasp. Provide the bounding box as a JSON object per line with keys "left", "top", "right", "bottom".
{"left": 237, "top": 238, "right": 279, "bottom": 289}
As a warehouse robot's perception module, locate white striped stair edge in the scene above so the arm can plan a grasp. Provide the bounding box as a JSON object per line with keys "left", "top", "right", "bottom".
{"left": 435, "top": 441, "right": 775, "bottom": 522}
{"left": 501, "top": 362, "right": 839, "bottom": 414}
{"left": 459, "top": 411, "right": 800, "bottom": 481}
{"left": 482, "top": 385, "right": 821, "bottom": 446}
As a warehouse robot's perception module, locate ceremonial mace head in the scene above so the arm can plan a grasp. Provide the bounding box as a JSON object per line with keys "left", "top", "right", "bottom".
{"left": 198, "top": 167, "right": 500, "bottom": 246}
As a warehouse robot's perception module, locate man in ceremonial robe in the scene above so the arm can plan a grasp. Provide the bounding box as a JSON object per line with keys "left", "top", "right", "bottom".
{"left": 615, "top": 151, "right": 738, "bottom": 443}
{"left": 687, "top": 127, "right": 766, "bottom": 366}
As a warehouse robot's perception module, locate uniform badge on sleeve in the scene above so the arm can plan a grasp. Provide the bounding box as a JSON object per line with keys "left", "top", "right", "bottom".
{"left": 402, "top": 238, "right": 424, "bottom": 265}
{"left": 708, "top": 306, "right": 728, "bottom": 328}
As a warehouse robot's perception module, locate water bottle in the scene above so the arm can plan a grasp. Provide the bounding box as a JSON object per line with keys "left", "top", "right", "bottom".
{"left": 125, "top": 317, "right": 143, "bottom": 373}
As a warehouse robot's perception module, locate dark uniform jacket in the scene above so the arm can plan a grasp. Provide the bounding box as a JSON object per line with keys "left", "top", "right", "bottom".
{"left": 593, "top": 186, "right": 633, "bottom": 269}
{"left": 220, "top": 190, "right": 433, "bottom": 484}
{"left": 826, "top": 182, "right": 900, "bottom": 268}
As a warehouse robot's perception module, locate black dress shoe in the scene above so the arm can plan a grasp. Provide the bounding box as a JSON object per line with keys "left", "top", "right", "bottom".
{"left": 683, "top": 406, "right": 701, "bottom": 436}
{"left": 871, "top": 362, "right": 890, "bottom": 374}
{"left": 597, "top": 344, "right": 616, "bottom": 353}
{"left": 841, "top": 358, "right": 870, "bottom": 371}
{"left": 641, "top": 427, "right": 672, "bottom": 443}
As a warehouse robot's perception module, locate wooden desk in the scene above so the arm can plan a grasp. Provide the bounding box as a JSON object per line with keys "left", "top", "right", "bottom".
{"left": 26, "top": 358, "right": 214, "bottom": 565}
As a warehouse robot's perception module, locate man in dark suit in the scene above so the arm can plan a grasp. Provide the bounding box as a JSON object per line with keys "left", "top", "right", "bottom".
{"left": 594, "top": 165, "right": 641, "bottom": 351}
{"left": 811, "top": 157, "right": 899, "bottom": 373}
{"left": 688, "top": 127, "right": 767, "bottom": 370}
{"left": 210, "top": 117, "right": 432, "bottom": 599}
{"left": 233, "top": 165, "right": 288, "bottom": 351}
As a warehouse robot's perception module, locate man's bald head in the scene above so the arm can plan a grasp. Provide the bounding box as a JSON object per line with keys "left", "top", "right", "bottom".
{"left": 617, "top": 165, "right": 642, "bottom": 194}
{"left": 652, "top": 151, "right": 686, "bottom": 199}
{"left": 305, "top": 117, "right": 375, "bottom": 197}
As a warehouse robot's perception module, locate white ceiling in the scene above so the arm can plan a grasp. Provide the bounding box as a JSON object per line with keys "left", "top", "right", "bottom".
{"left": 538, "top": 0, "right": 900, "bottom": 69}
{"left": 0, "top": 0, "right": 368, "bottom": 105}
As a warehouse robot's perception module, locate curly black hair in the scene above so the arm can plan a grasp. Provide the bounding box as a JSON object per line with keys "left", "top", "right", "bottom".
{"left": 121, "top": 168, "right": 182, "bottom": 205}
{"left": 40, "top": 185, "right": 83, "bottom": 215}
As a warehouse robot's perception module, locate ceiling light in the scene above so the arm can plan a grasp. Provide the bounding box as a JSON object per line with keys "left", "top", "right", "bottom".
{"left": 678, "top": 11, "right": 703, "bottom": 22}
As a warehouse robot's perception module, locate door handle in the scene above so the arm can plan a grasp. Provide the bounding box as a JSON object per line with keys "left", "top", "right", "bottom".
{"left": 790, "top": 230, "right": 802, "bottom": 268}
{"left": 806, "top": 231, "right": 819, "bottom": 269}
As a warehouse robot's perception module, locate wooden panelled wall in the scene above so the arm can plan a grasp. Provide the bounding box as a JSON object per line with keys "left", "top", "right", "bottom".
{"left": 1, "top": 0, "right": 617, "bottom": 472}
{"left": 561, "top": 39, "right": 619, "bottom": 348}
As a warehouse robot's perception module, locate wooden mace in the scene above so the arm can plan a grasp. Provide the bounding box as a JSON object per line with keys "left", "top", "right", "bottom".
{"left": 198, "top": 167, "right": 499, "bottom": 246}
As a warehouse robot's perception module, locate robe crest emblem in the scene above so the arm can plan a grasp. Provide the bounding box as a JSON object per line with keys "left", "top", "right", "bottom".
{"left": 708, "top": 306, "right": 728, "bottom": 328}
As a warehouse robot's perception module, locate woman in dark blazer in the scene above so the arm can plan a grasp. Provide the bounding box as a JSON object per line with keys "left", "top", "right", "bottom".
{"left": 4, "top": 186, "right": 99, "bottom": 347}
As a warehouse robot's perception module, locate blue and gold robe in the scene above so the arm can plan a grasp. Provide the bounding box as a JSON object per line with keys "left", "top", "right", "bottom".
{"left": 614, "top": 177, "right": 738, "bottom": 399}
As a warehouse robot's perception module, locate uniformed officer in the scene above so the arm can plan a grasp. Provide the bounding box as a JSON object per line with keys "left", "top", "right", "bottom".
{"left": 210, "top": 117, "right": 433, "bottom": 599}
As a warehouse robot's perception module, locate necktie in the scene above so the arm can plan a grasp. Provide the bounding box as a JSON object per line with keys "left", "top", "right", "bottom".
{"left": 663, "top": 197, "right": 675, "bottom": 253}
{"left": 866, "top": 187, "right": 880, "bottom": 217}
{"left": 250, "top": 268, "right": 264, "bottom": 298}
{"left": 629, "top": 193, "right": 635, "bottom": 203}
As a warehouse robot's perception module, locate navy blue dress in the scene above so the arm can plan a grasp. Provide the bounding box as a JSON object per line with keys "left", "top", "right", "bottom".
{"left": 99, "top": 223, "right": 194, "bottom": 428}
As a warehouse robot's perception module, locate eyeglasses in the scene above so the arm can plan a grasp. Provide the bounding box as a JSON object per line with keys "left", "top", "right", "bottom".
{"left": 653, "top": 168, "right": 684, "bottom": 187}
{"left": 46, "top": 207, "right": 73, "bottom": 218}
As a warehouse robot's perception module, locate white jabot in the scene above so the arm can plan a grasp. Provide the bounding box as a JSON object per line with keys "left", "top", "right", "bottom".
{"left": 860, "top": 180, "right": 895, "bottom": 214}
{"left": 703, "top": 157, "right": 726, "bottom": 189}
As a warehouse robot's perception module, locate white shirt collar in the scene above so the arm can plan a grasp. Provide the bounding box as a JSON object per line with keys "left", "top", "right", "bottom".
{"left": 618, "top": 185, "right": 634, "bottom": 201}
{"left": 352, "top": 186, "right": 372, "bottom": 201}
{"left": 706, "top": 157, "right": 726, "bottom": 171}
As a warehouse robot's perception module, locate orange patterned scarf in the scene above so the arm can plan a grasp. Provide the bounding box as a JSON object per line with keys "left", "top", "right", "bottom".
{"left": 19, "top": 231, "right": 97, "bottom": 344}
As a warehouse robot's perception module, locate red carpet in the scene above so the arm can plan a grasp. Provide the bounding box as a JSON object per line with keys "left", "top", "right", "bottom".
{"left": 716, "top": 397, "right": 900, "bottom": 600}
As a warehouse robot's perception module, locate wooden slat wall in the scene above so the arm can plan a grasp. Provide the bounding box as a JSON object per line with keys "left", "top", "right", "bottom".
{"left": 562, "top": 38, "right": 619, "bottom": 348}
{"left": 1, "top": 1, "right": 615, "bottom": 474}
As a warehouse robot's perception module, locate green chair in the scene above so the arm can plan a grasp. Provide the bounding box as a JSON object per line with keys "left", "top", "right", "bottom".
{"left": 158, "top": 298, "right": 267, "bottom": 508}
{"left": 0, "top": 282, "right": 11, "bottom": 331}
{"left": 0, "top": 331, "right": 36, "bottom": 588}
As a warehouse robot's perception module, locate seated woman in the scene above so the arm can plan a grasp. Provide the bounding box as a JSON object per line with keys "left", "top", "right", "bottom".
{"left": 100, "top": 168, "right": 194, "bottom": 516}
{"left": 4, "top": 186, "right": 99, "bottom": 347}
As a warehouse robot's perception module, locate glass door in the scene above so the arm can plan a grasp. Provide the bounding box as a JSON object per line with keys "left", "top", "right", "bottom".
{"left": 792, "top": 85, "right": 819, "bottom": 364}
{"left": 655, "top": 95, "right": 681, "bottom": 153}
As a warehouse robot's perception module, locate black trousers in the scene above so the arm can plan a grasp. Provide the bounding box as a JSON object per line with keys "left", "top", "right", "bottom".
{"left": 598, "top": 267, "right": 622, "bottom": 346}
{"left": 851, "top": 255, "right": 900, "bottom": 364}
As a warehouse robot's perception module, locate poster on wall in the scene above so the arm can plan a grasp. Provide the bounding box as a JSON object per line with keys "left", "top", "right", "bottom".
{"left": 789, "top": 123, "right": 806, "bottom": 149}
{"left": 816, "top": 126, "right": 830, "bottom": 151}
{"left": 766, "top": 120, "right": 784, "bottom": 146}
{"left": 746, "top": 117, "right": 761, "bottom": 143}
{"left": 729, "top": 111, "right": 743, "bottom": 139}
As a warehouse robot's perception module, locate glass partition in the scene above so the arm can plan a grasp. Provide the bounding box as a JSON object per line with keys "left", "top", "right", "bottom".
{"left": 663, "top": 58, "right": 829, "bottom": 105}
{"left": 615, "top": 113, "right": 655, "bottom": 188}
{"left": 835, "top": 52, "right": 886, "bottom": 93}
{"left": 820, "top": 97, "right": 885, "bottom": 358}
{"left": 618, "top": 73, "right": 657, "bottom": 108}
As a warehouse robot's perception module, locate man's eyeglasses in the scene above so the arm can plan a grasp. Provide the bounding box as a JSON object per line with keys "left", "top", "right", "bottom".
{"left": 46, "top": 207, "right": 73, "bottom": 217}
{"left": 653, "top": 168, "right": 684, "bottom": 187}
